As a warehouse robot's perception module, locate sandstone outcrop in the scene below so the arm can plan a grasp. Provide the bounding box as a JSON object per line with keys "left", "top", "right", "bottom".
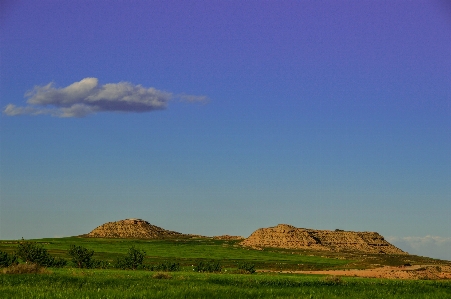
{"left": 86, "top": 219, "right": 183, "bottom": 239}
{"left": 240, "top": 224, "right": 406, "bottom": 254}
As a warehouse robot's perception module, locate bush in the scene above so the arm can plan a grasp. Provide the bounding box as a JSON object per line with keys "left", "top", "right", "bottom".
{"left": 237, "top": 262, "right": 256, "bottom": 274}
{"left": 116, "top": 246, "right": 146, "bottom": 270}
{"left": 51, "top": 257, "right": 68, "bottom": 267}
{"left": 15, "top": 239, "right": 67, "bottom": 268}
{"left": 68, "top": 245, "right": 100, "bottom": 268}
{"left": 195, "top": 260, "right": 222, "bottom": 273}
{"left": 67, "top": 244, "right": 109, "bottom": 269}
{"left": 151, "top": 261, "right": 180, "bottom": 272}
{"left": 0, "top": 250, "right": 18, "bottom": 268}
{"left": 2, "top": 263, "right": 50, "bottom": 274}
{"left": 90, "top": 259, "right": 110, "bottom": 269}
{"left": 322, "top": 275, "right": 344, "bottom": 285}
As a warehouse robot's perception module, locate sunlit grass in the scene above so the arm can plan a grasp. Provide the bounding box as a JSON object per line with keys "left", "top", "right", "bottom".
{"left": 1, "top": 268, "right": 450, "bottom": 299}
{"left": 0, "top": 237, "right": 351, "bottom": 271}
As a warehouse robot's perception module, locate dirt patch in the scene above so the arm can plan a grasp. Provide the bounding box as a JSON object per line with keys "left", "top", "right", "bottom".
{"left": 266, "top": 265, "right": 451, "bottom": 280}
{"left": 241, "top": 224, "right": 406, "bottom": 254}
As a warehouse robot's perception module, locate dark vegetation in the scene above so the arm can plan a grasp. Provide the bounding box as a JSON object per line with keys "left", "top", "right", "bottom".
{"left": 150, "top": 261, "right": 181, "bottom": 271}
{"left": 15, "top": 239, "right": 66, "bottom": 267}
{"left": 0, "top": 250, "right": 18, "bottom": 268}
{"left": 195, "top": 260, "right": 222, "bottom": 272}
{"left": 237, "top": 261, "right": 256, "bottom": 274}
{"left": 115, "top": 246, "right": 146, "bottom": 270}
{"left": 68, "top": 245, "right": 108, "bottom": 269}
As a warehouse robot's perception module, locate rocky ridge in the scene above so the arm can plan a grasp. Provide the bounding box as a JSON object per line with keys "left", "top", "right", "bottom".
{"left": 240, "top": 224, "right": 406, "bottom": 254}
{"left": 86, "top": 219, "right": 183, "bottom": 239}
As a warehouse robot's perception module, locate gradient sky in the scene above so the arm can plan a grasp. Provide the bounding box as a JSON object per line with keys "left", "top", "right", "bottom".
{"left": 1, "top": 1, "right": 450, "bottom": 260}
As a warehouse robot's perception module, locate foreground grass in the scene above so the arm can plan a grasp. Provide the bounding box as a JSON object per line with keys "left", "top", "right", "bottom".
{"left": 1, "top": 268, "right": 451, "bottom": 299}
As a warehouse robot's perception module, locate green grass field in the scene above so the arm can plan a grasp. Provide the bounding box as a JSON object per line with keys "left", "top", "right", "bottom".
{"left": 0, "top": 237, "right": 352, "bottom": 271}
{"left": 2, "top": 269, "right": 451, "bottom": 298}
{"left": 1, "top": 237, "right": 450, "bottom": 298}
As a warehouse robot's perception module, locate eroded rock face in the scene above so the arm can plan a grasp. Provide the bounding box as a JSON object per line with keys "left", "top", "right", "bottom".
{"left": 86, "top": 219, "right": 183, "bottom": 239}
{"left": 240, "top": 224, "right": 406, "bottom": 254}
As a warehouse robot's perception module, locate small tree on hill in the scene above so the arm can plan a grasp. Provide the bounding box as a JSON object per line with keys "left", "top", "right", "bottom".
{"left": 15, "top": 239, "right": 66, "bottom": 267}
{"left": 116, "top": 246, "right": 146, "bottom": 270}
{"left": 0, "top": 250, "right": 18, "bottom": 267}
{"left": 68, "top": 245, "right": 95, "bottom": 268}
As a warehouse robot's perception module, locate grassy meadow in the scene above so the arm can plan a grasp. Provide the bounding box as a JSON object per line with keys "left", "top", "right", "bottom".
{"left": 0, "top": 237, "right": 352, "bottom": 271}
{"left": 1, "top": 237, "right": 450, "bottom": 298}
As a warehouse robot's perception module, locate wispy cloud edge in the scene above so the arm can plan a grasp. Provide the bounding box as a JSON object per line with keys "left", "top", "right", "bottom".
{"left": 3, "top": 78, "right": 209, "bottom": 118}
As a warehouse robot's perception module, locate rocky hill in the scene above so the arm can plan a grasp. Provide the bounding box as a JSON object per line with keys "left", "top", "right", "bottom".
{"left": 85, "top": 219, "right": 184, "bottom": 239}
{"left": 240, "top": 224, "right": 406, "bottom": 254}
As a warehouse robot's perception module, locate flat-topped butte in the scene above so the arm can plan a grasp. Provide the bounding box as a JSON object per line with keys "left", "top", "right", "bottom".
{"left": 85, "top": 219, "right": 184, "bottom": 239}
{"left": 240, "top": 224, "right": 406, "bottom": 254}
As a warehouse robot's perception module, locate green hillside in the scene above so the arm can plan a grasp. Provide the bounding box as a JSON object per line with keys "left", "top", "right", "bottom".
{"left": 1, "top": 236, "right": 445, "bottom": 270}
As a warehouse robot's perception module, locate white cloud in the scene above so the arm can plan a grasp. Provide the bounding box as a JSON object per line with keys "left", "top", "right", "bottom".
{"left": 387, "top": 235, "right": 451, "bottom": 261}
{"left": 3, "top": 104, "right": 61, "bottom": 117}
{"left": 3, "top": 78, "right": 208, "bottom": 118}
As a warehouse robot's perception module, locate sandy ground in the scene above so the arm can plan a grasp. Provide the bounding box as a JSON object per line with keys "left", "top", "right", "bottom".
{"left": 258, "top": 265, "right": 451, "bottom": 280}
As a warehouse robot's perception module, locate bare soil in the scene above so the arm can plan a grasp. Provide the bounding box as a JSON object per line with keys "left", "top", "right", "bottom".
{"left": 259, "top": 265, "right": 451, "bottom": 280}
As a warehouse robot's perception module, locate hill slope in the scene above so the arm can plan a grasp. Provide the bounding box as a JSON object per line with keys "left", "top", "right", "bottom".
{"left": 85, "top": 218, "right": 183, "bottom": 239}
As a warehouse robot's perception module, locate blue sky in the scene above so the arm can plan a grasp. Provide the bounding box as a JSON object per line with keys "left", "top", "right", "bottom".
{"left": 1, "top": 1, "right": 450, "bottom": 260}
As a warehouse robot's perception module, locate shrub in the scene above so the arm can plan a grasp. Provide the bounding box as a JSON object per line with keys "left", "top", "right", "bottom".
{"left": 2, "top": 263, "right": 50, "bottom": 274}
{"left": 68, "top": 245, "right": 95, "bottom": 268}
{"left": 151, "top": 261, "right": 180, "bottom": 272}
{"left": 0, "top": 250, "right": 18, "bottom": 268}
{"left": 90, "top": 259, "right": 109, "bottom": 269}
{"left": 116, "top": 246, "right": 146, "bottom": 270}
{"left": 67, "top": 245, "right": 109, "bottom": 269}
{"left": 50, "top": 257, "right": 67, "bottom": 268}
{"left": 195, "top": 260, "right": 222, "bottom": 273}
{"left": 322, "top": 275, "right": 344, "bottom": 285}
{"left": 237, "top": 262, "right": 256, "bottom": 274}
{"left": 15, "top": 239, "right": 67, "bottom": 268}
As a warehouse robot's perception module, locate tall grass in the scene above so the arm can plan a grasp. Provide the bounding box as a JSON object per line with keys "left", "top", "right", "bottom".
{"left": 1, "top": 269, "right": 450, "bottom": 298}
